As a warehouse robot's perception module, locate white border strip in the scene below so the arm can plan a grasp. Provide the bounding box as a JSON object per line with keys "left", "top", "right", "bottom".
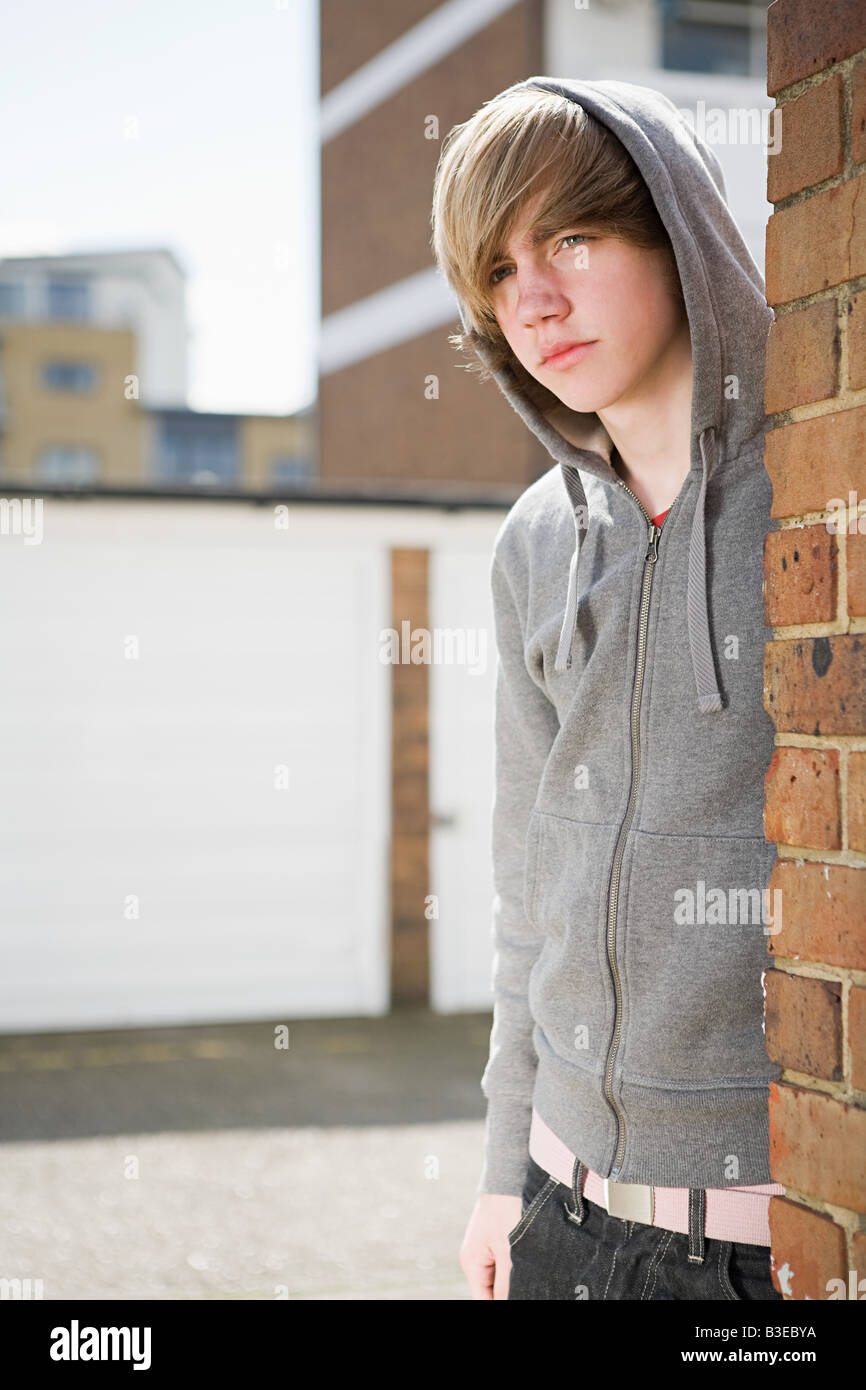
{"left": 320, "top": 267, "right": 458, "bottom": 375}
{"left": 320, "top": 0, "right": 520, "bottom": 144}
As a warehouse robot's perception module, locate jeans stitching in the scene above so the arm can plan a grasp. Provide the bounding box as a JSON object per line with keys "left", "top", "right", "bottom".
{"left": 647, "top": 1234, "right": 675, "bottom": 1306}
{"left": 508, "top": 1176, "right": 558, "bottom": 1248}
{"left": 717, "top": 1240, "right": 740, "bottom": 1301}
{"left": 601, "top": 1244, "right": 619, "bottom": 1301}
{"left": 638, "top": 1227, "right": 674, "bottom": 1301}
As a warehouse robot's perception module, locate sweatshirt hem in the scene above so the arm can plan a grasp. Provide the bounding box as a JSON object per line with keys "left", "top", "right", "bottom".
{"left": 534, "top": 1058, "right": 777, "bottom": 1189}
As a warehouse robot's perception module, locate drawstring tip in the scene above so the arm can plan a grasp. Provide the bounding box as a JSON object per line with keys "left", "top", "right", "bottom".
{"left": 698, "top": 690, "right": 723, "bottom": 714}
{"left": 555, "top": 539, "right": 581, "bottom": 674}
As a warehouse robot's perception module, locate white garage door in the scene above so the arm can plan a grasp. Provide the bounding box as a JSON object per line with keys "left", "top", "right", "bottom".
{"left": 0, "top": 498, "right": 390, "bottom": 1031}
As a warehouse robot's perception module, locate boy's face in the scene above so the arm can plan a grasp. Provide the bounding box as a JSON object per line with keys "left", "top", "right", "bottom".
{"left": 486, "top": 188, "right": 689, "bottom": 415}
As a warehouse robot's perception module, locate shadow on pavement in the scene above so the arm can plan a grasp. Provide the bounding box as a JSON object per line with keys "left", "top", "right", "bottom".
{"left": 0, "top": 1006, "right": 493, "bottom": 1143}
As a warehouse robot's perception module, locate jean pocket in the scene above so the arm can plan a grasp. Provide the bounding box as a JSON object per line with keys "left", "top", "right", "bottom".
{"left": 719, "top": 1240, "right": 777, "bottom": 1301}
{"left": 717, "top": 1241, "right": 741, "bottom": 1300}
{"left": 507, "top": 1167, "right": 559, "bottom": 1247}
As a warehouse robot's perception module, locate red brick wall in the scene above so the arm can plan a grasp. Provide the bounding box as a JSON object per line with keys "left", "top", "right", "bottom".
{"left": 763, "top": 0, "right": 866, "bottom": 1302}
{"left": 319, "top": 0, "right": 549, "bottom": 490}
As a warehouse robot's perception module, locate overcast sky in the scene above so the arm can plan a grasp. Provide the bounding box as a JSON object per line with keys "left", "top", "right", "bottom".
{"left": 0, "top": 0, "right": 318, "bottom": 416}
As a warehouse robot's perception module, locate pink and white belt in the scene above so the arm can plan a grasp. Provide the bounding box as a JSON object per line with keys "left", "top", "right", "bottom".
{"left": 529, "top": 1108, "right": 785, "bottom": 1247}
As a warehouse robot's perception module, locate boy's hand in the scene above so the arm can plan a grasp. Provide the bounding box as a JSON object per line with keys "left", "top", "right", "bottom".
{"left": 459, "top": 1193, "right": 523, "bottom": 1300}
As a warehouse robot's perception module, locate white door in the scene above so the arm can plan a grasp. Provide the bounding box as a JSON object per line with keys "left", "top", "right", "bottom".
{"left": 0, "top": 498, "right": 390, "bottom": 1030}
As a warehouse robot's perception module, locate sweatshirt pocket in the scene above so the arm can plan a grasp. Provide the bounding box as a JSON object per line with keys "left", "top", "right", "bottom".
{"left": 525, "top": 811, "right": 622, "bottom": 1073}
{"left": 522, "top": 809, "right": 545, "bottom": 929}
{"left": 619, "top": 830, "right": 781, "bottom": 1087}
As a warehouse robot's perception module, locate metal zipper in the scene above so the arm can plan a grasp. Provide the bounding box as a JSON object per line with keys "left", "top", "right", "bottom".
{"left": 602, "top": 478, "right": 662, "bottom": 1178}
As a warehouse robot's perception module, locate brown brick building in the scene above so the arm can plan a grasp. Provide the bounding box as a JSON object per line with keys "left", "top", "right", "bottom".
{"left": 318, "top": 0, "right": 552, "bottom": 494}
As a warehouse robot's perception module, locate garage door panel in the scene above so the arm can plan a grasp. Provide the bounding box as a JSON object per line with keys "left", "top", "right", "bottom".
{"left": 0, "top": 502, "right": 389, "bottom": 1031}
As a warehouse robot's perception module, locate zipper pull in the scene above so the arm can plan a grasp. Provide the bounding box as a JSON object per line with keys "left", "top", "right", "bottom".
{"left": 645, "top": 522, "right": 660, "bottom": 562}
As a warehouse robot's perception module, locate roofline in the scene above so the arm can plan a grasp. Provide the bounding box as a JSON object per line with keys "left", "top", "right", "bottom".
{"left": 0, "top": 247, "right": 187, "bottom": 277}
{"left": 0, "top": 481, "right": 519, "bottom": 510}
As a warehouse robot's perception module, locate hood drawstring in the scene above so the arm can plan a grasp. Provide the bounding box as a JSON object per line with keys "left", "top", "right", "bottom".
{"left": 553, "top": 425, "right": 723, "bottom": 714}
{"left": 553, "top": 469, "right": 588, "bottom": 673}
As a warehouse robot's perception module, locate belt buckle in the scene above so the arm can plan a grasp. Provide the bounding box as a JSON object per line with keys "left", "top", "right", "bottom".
{"left": 603, "top": 1178, "right": 654, "bottom": 1225}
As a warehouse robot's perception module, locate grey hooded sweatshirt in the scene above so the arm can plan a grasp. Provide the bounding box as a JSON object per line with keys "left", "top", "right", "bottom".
{"left": 459, "top": 77, "right": 781, "bottom": 1196}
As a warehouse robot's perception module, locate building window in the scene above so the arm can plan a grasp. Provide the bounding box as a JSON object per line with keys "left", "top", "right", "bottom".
{"left": 658, "top": 0, "right": 767, "bottom": 79}
{"left": 41, "top": 361, "right": 98, "bottom": 392}
{"left": 270, "top": 454, "right": 313, "bottom": 487}
{"left": 46, "top": 278, "right": 91, "bottom": 321}
{"left": 155, "top": 413, "right": 238, "bottom": 486}
{"left": 36, "top": 445, "right": 100, "bottom": 484}
{"left": 0, "top": 282, "right": 25, "bottom": 317}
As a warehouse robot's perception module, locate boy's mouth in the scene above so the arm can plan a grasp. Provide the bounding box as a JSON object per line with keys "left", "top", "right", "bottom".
{"left": 540, "top": 340, "right": 597, "bottom": 370}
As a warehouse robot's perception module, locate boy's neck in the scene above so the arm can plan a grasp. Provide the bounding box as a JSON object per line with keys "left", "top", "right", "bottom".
{"left": 611, "top": 450, "right": 682, "bottom": 520}
{"left": 603, "top": 318, "right": 694, "bottom": 520}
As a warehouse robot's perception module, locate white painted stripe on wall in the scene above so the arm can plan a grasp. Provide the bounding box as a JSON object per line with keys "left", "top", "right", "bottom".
{"left": 320, "top": 266, "right": 458, "bottom": 375}
{"left": 319, "top": 0, "right": 520, "bottom": 143}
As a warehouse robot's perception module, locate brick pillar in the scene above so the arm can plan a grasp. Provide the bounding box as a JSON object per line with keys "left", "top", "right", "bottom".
{"left": 390, "top": 548, "right": 431, "bottom": 1005}
{"left": 762, "top": 0, "right": 866, "bottom": 1301}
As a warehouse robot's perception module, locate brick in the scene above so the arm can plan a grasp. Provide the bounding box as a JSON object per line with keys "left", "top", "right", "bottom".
{"left": 320, "top": 324, "right": 537, "bottom": 489}
{"left": 850, "top": 985, "right": 866, "bottom": 1091}
{"left": 763, "top": 634, "right": 866, "bottom": 735}
{"left": 850, "top": 534, "right": 866, "bottom": 616}
{"left": 767, "top": 860, "right": 866, "bottom": 971}
{"left": 391, "top": 832, "right": 428, "bottom": 900}
{"left": 848, "top": 292, "right": 866, "bottom": 392}
{"left": 765, "top": 969, "right": 843, "bottom": 1079}
{"left": 849, "top": 750, "right": 866, "bottom": 853}
{"left": 765, "top": 300, "right": 839, "bottom": 412}
{"left": 765, "top": 173, "right": 866, "bottom": 303}
{"left": 391, "top": 935, "right": 430, "bottom": 1006}
{"left": 767, "top": 0, "right": 866, "bottom": 95}
{"left": 768, "top": 1197, "right": 849, "bottom": 1300}
{"left": 391, "top": 547, "right": 429, "bottom": 1005}
{"left": 764, "top": 405, "right": 866, "bottom": 517}
{"left": 767, "top": 76, "right": 843, "bottom": 202}
{"left": 763, "top": 524, "right": 838, "bottom": 625}
{"left": 764, "top": 745, "right": 841, "bottom": 848}
{"left": 768, "top": 1081, "right": 866, "bottom": 1211}
{"left": 853, "top": 57, "right": 866, "bottom": 166}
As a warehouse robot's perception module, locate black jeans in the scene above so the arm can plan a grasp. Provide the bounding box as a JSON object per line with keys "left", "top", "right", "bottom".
{"left": 507, "top": 1156, "right": 784, "bottom": 1301}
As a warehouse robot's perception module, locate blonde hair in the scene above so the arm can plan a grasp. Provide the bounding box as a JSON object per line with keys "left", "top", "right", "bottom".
{"left": 430, "top": 86, "right": 685, "bottom": 381}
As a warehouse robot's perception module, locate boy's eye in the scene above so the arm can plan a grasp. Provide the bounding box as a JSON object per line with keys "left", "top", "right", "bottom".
{"left": 488, "top": 233, "right": 591, "bottom": 286}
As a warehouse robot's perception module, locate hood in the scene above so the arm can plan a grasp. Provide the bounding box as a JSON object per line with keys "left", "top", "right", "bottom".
{"left": 454, "top": 77, "right": 774, "bottom": 714}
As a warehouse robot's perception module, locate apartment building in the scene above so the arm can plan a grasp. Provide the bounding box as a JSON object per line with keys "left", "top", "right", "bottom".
{"left": 0, "top": 248, "right": 313, "bottom": 491}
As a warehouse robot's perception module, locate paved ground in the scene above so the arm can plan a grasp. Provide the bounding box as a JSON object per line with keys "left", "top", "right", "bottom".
{"left": 0, "top": 1008, "right": 494, "bottom": 1300}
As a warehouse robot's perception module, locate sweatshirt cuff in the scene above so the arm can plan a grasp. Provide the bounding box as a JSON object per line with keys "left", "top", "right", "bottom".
{"left": 477, "top": 1094, "right": 534, "bottom": 1196}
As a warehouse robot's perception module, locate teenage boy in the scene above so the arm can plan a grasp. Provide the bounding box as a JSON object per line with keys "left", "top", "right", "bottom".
{"left": 431, "top": 78, "right": 786, "bottom": 1302}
